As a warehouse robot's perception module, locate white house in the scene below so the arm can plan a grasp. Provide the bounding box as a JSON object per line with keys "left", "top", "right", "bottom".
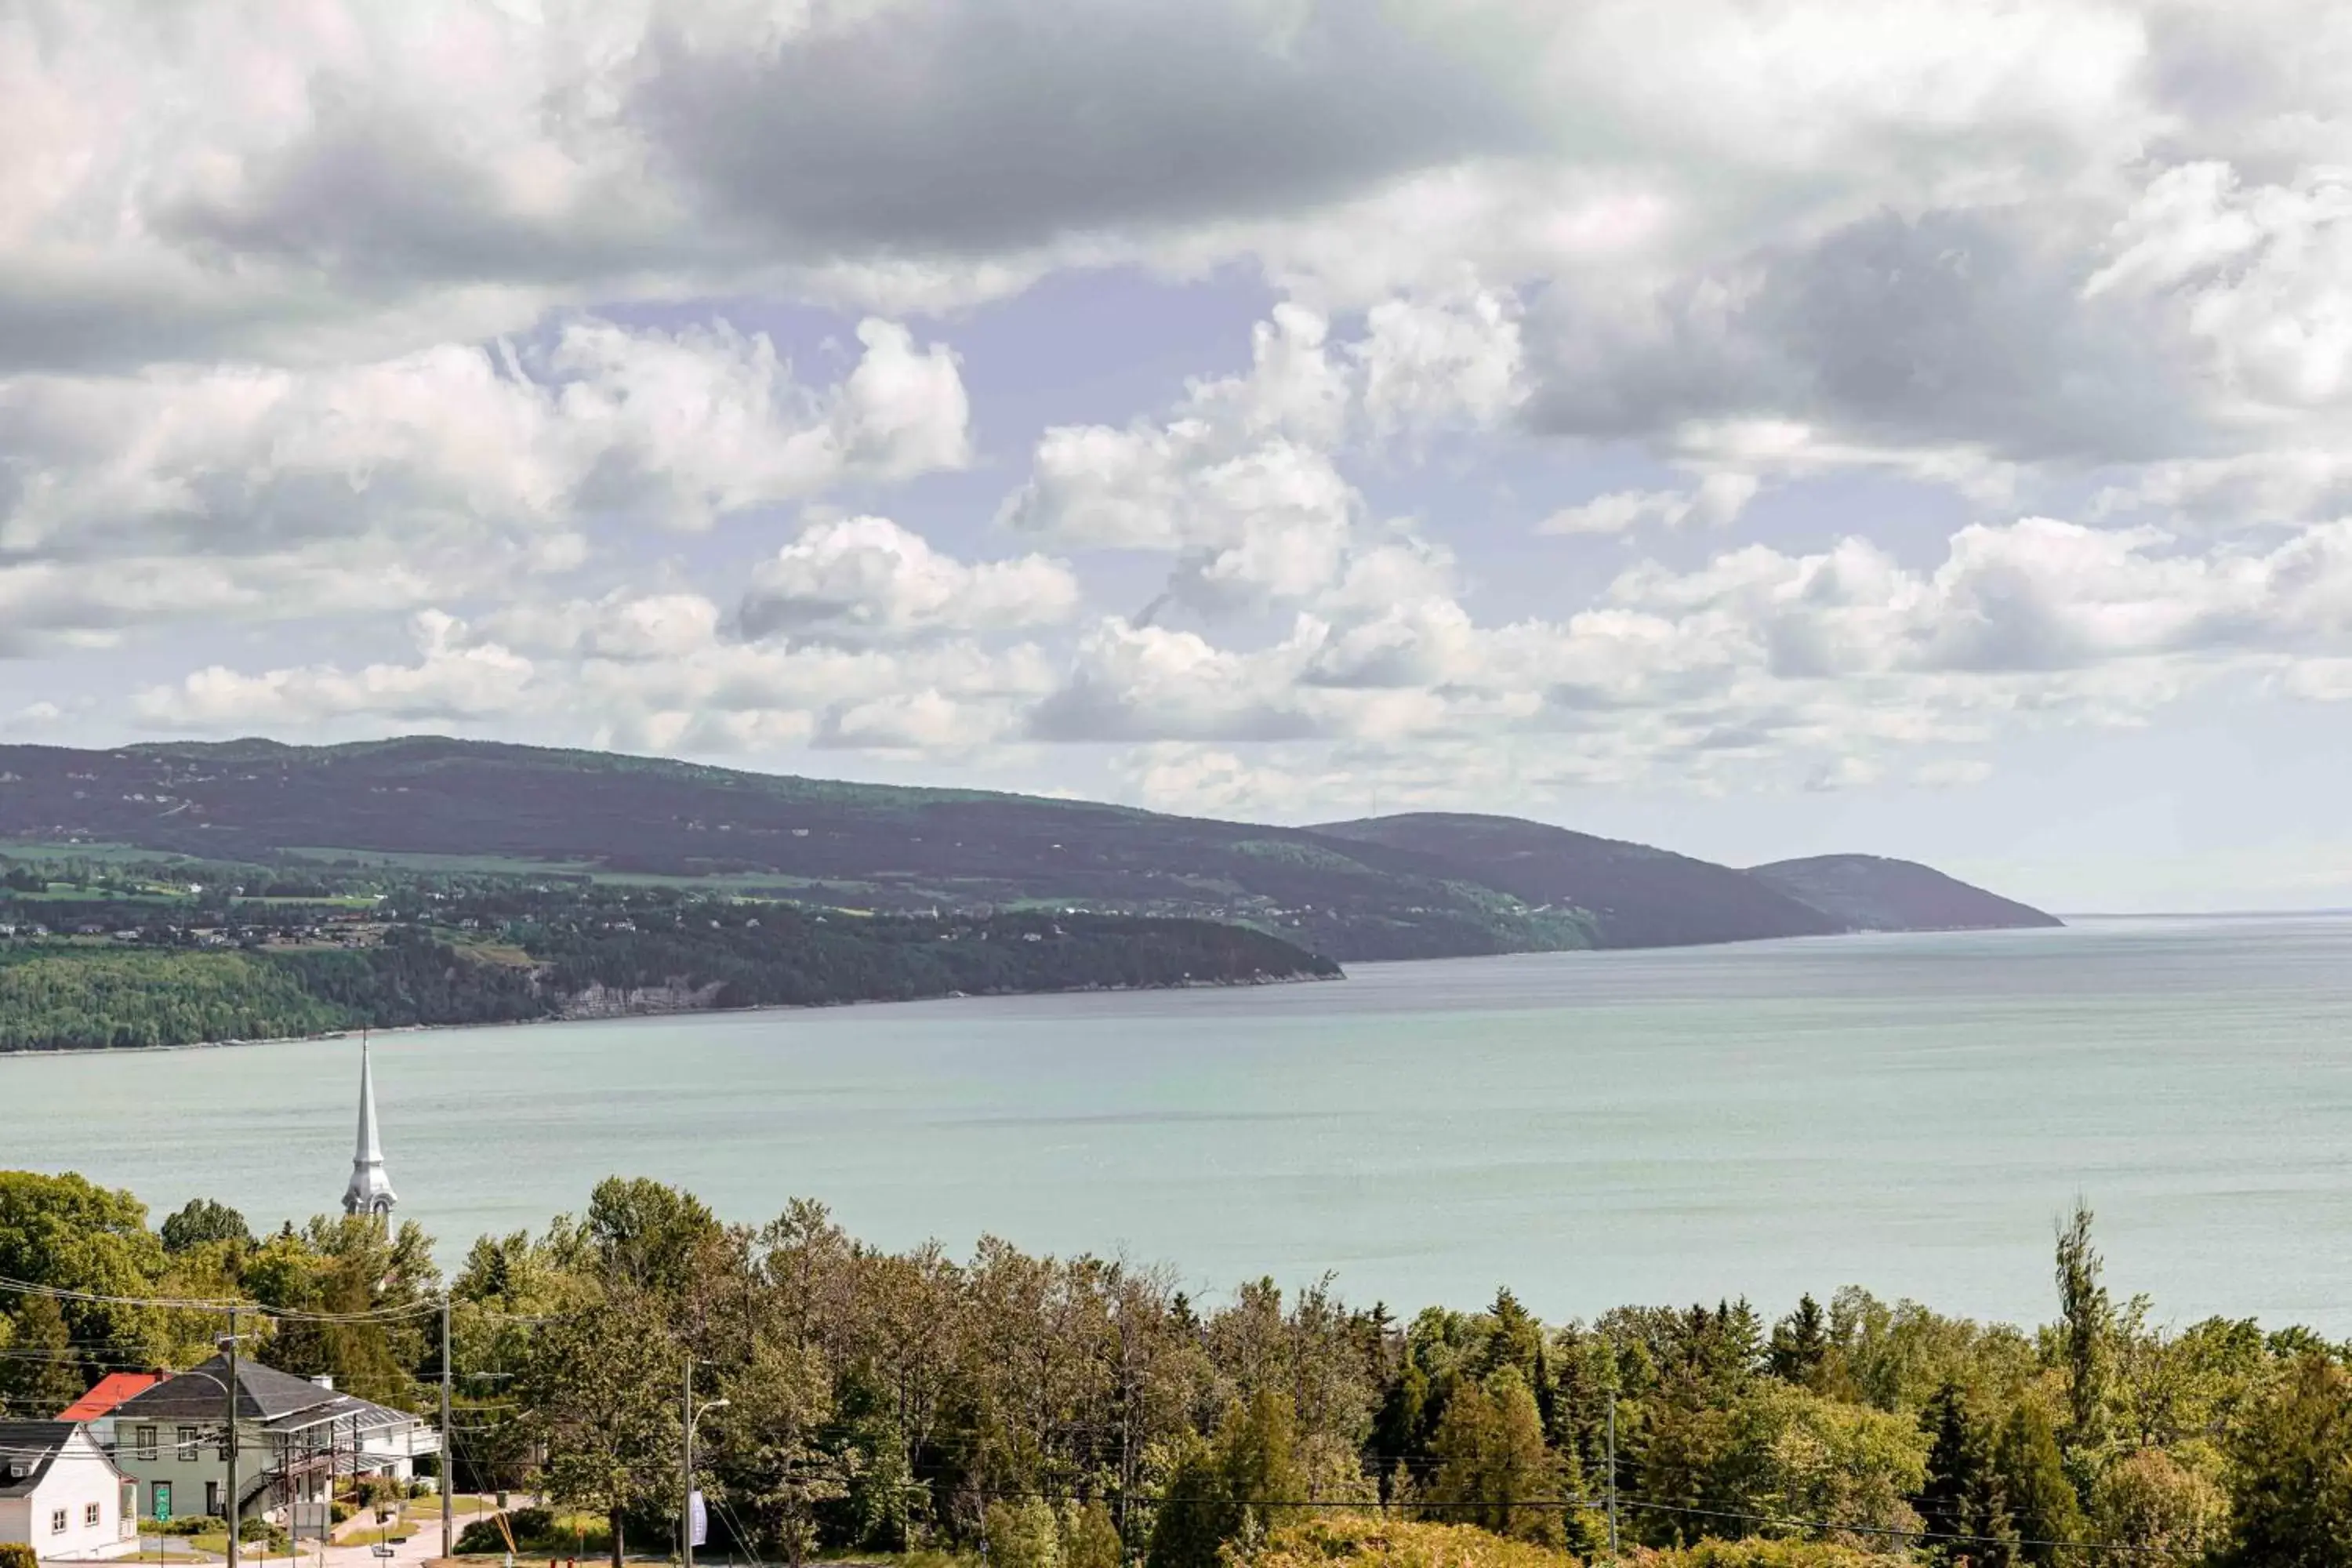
{"left": 0, "top": 1422, "right": 136, "bottom": 1560}
{"left": 107, "top": 1356, "right": 438, "bottom": 1526}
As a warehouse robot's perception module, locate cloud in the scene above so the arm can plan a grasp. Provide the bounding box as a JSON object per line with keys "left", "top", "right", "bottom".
{"left": 0, "top": 314, "right": 968, "bottom": 648}
{"left": 1352, "top": 285, "right": 1525, "bottom": 437}
{"left": 1539, "top": 474, "right": 1759, "bottom": 535}
{"left": 1000, "top": 304, "right": 1365, "bottom": 612}
{"left": 1111, "top": 742, "right": 1319, "bottom": 818}
{"left": 20, "top": 0, "right": 2352, "bottom": 840}
{"left": 1029, "top": 619, "right": 1324, "bottom": 743}
{"left": 737, "top": 515, "right": 1080, "bottom": 643}
{"left": 136, "top": 612, "right": 536, "bottom": 729}
{"left": 132, "top": 590, "right": 1062, "bottom": 759}
{"left": 1008, "top": 511, "right": 2352, "bottom": 797}
{"left": 0, "top": 0, "right": 2324, "bottom": 398}
{"left": 628, "top": 1, "right": 1541, "bottom": 260}
{"left": 1000, "top": 293, "right": 1530, "bottom": 617}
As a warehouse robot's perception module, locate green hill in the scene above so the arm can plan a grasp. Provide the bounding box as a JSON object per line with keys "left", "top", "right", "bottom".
{"left": 1308, "top": 812, "right": 1848, "bottom": 947}
{"left": 1746, "top": 853, "right": 2062, "bottom": 931}
{"left": 0, "top": 737, "right": 2056, "bottom": 959}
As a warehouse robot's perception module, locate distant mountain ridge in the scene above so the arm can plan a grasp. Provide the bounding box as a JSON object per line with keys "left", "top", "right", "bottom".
{"left": 0, "top": 737, "right": 2059, "bottom": 960}
{"left": 1308, "top": 813, "right": 1848, "bottom": 948}
{"left": 1748, "top": 854, "right": 2064, "bottom": 932}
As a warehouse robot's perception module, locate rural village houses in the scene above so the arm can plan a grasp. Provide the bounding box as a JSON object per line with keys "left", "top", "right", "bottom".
{"left": 0, "top": 1421, "right": 136, "bottom": 1560}
{"left": 103, "top": 1355, "right": 439, "bottom": 1527}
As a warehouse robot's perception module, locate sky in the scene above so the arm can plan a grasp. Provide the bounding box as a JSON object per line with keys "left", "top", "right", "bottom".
{"left": 3, "top": 2, "right": 2351, "bottom": 912}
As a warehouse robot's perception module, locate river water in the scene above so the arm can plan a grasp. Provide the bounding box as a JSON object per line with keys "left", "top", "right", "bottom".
{"left": 5, "top": 916, "right": 2350, "bottom": 1332}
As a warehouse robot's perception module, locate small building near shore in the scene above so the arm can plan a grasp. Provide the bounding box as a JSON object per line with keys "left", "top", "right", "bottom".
{"left": 0, "top": 1421, "right": 137, "bottom": 1559}
{"left": 107, "top": 1356, "right": 437, "bottom": 1525}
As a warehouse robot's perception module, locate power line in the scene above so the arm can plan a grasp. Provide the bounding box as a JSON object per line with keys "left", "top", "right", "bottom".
{"left": 0, "top": 1274, "right": 440, "bottom": 1325}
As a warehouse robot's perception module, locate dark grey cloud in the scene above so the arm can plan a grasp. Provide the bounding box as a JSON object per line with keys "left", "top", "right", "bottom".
{"left": 156, "top": 94, "right": 668, "bottom": 288}
{"left": 1525, "top": 205, "right": 2205, "bottom": 466}
{"left": 633, "top": 0, "right": 1539, "bottom": 257}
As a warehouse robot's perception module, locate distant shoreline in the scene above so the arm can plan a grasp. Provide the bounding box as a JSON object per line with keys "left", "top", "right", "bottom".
{"left": 0, "top": 967, "right": 1346, "bottom": 1060}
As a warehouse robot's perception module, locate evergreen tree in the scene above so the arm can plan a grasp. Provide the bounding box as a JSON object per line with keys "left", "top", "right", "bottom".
{"left": 1915, "top": 1381, "right": 2013, "bottom": 1567}
{"left": 1145, "top": 1392, "right": 1300, "bottom": 1568}
{"left": 1144, "top": 1440, "right": 1232, "bottom": 1568}
{"left": 1767, "top": 1294, "right": 1830, "bottom": 1385}
{"left": 2219, "top": 1353, "right": 2352, "bottom": 1568}
{"left": 1993, "top": 1403, "right": 2085, "bottom": 1568}
{"left": 1373, "top": 1360, "right": 1428, "bottom": 1490}
{"left": 1061, "top": 1501, "right": 1123, "bottom": 1568}
{"left": 1428, "top": 1367, "right": 1567, "bottom": 1545}
{"left": 1479, "top": 1288, "right": 1544, "bottom": 1383}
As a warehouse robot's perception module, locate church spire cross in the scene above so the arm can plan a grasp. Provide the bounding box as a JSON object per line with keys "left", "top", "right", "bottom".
{"left": 342, "top": 1032, "right": 398, "bottom": 1218}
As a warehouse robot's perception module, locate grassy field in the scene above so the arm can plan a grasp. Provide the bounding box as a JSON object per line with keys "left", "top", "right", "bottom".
{"left": 279, "top": 847, "right": 594, "bottom": 876}
{"left": 402, "top": 1496, "right": 491, "bottom": 1519}
{"left": 278, "top": 844, "right": 874, "bottom": 895}
{"left": 0, "top": 839, "right": 200, "bottom": 862}
{"left": 230, "top": 894, "right": 383, "bottom": 909}
{"left": 7, "top": 885, "right": 186, "bottom": 902}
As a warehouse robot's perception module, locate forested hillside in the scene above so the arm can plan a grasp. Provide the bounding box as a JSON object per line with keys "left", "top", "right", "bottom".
{"left": 0, "top": 875, "right": 1337, "bottom": 1051}
{"left": 1748, "top": 855, "right": 2065, "bottom": 933}
{"left": 1308, "top": 815, "right": 1846, "bottom": 949}
{"left": 0, "top": 737, "right": 2058, "bottom": 958}
{"left": 0, "top": 1175, "right": 2341, "bottom": 1566}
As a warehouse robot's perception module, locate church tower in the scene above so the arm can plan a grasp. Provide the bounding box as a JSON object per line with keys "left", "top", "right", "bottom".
{"left": 342, "top": 1034, "right": 398, "bottom": 1218}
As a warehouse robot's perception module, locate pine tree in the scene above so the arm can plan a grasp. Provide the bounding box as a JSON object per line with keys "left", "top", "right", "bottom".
{"left": 1145, "top": 1392, "right": 1300, "bottom": 1568}
{"left": 1061, "top": 1501, "right": 1122, "bottom": 1568}
{"left": 2219, "top": 1353, "right": 2352, "bottom": 1568}
{"left": 1767, "top": 1294, "right": 1830, "bottom": 1385}
{"left": 1374, "top": 1360, "right": 1429, "bottom": 1493}
{"left": 1915, "top": 1381, "right": 2013, "bottom": 1567}
{"left": 1429, "top": 1368, "right": 1565, "bottom": 1544}
{"left": 1994, "top": 1402, "right": 2085, "bottom": 1568}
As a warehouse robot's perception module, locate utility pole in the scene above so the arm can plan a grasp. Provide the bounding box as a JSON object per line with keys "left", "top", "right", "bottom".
{"left": 682, "top": 1364, "right": 727, "bottom": 1568}
{"left": 225, "top": 1308, "right": 241, "bottom": 1568}
{"left": 441, "top": 1294, "right": 456, "bottom": 1561}
{"left": 1604, "top": 1388, "right": 1618, "bottom": 1566}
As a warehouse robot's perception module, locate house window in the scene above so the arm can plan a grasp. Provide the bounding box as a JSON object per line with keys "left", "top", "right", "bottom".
{"left": 86, "top": 1503, "right": 102, "bottom": 1527}
{"left": 52, "top": 1508, "right": 69, "bottom": 1534}
{"left": 136, "top": 1424, "right": 158, "bottom": 1460}
{"left": 176, "top": 1425, "right": 200, "bottom": 1461}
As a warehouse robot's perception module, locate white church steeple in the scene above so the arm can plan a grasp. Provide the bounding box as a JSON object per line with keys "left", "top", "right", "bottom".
{"left": 342, "top": 1033, "right": 398, "bottom": 1218}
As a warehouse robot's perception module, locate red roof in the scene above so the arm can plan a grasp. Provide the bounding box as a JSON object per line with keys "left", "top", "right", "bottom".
{"left": 58, "top": 1371, "right": 169, "bottom": 1421}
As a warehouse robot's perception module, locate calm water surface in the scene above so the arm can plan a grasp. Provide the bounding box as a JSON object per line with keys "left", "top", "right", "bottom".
{"left": 5, "top": 916, "right": 2350, "bottom": 1330}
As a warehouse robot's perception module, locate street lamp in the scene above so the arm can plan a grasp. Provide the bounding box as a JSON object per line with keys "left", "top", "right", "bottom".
{"left": 683, "top": 1396, "right": 729, "bottom": 1568}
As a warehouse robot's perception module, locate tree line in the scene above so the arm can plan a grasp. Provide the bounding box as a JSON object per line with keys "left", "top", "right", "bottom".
{"left": 1, "top": 1171, "right": 2347, "bottom": 1567}
{"left": 0, "top": 893, "right": 1334, "bottom": 1051}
